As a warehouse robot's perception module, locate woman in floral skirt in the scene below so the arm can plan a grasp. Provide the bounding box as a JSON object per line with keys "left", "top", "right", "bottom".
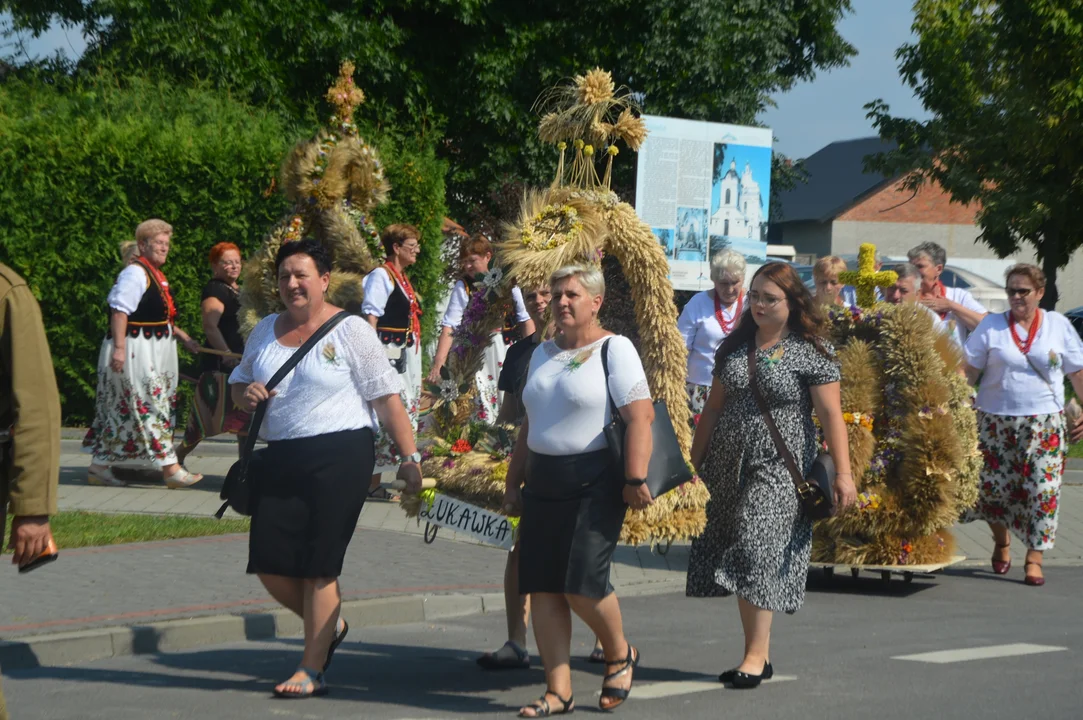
{"left": 83, "top": 219, "right": 205, "bottom": 487}
{"left": 963, "top": 263, "right": 1083, "bottom": 586}
{"left": 428, "top": 235, "right": 533, "bottom": 422}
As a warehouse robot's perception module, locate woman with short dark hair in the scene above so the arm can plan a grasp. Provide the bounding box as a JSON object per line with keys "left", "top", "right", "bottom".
{"left": 363, "top": 224, "right": 424, "bottom": 499}
{"left": 962, "top": 263, "right": 1083, "bottom": 587}
{"left": 230, "top": 238, "right": 422, "bottom": 698}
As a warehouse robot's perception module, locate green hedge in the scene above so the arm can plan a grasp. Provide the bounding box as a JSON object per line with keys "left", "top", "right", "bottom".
{"left": 0, "top": 74, "right": 447, "bottom": 424}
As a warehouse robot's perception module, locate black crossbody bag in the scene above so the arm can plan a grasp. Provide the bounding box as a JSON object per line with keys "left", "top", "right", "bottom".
{"left": 215, "top": 311, "right": 350, "bottom": 519}
{"left": 746, "top": 344, "right": 836, "bottom": 521}
{"left": 600, "top": 339, "right": 692, "bottom": 499}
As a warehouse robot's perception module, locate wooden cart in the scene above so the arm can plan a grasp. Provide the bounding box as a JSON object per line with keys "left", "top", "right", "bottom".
{"left": 813, "top": 555, "right": 966, "bottom": 587}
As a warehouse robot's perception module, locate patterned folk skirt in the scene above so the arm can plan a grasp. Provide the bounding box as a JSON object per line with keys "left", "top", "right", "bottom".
{"left": 373, "top": 342, "right": 423, "bottom": 474}
{"left": 473, "top": 332, "right": 509, "bottom": 424}
{"left": 83, "top": 332, "right": 179, "bottom": 468}
{"left": 686, "top": 382, "right": 711, "bottom": 429}
{"left": 961, "top": 410, "right": 1065, "bottom": 550}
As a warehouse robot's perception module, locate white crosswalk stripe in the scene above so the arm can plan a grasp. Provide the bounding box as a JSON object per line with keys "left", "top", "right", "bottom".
{"left": 892, "top": 643, "right": 1067, "bottom": 664}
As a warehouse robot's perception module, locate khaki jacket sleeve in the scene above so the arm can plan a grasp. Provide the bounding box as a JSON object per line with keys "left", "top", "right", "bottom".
{"left": 1, "top": 284, "right": 61, "bottom": 517}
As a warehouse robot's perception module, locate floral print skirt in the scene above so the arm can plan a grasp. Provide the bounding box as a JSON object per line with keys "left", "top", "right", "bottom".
{"left": 686, "top": 382, "right": 710, "bottom": 429}
{"left": 961, "top": 410, "right": 1065, "bottom": 550}
{"left": 83, "top": 333, "right": 179, "bottom": 468}
{"left": 373, "top": 342, "right": 423, "bottom": 474}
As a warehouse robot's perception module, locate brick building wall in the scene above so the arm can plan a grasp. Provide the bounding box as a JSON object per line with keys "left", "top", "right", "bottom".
{"left": 836, "top": 177, "right": 979, "bottom": 225}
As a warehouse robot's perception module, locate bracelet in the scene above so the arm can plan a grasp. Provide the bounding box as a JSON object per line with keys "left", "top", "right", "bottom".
{"left": 624, "top": 479, "right": 646, "bottom": 487}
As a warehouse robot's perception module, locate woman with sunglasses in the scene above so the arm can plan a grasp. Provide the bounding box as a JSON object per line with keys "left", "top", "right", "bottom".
{"left": 962, "top": 264, "right": 1083, "bottom": 587}
{"left": 363, "top": 224, "right": 425, "bottom": 500}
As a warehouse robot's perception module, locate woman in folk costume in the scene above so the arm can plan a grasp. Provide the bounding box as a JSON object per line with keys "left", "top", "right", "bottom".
{"left": 428, "top": 235, "right": 534, "bottom": 423}
{"left": 363, "top": 224, "right": 424, "bottom": 498}
{"left": 83, "top": 219, "right": 205, "bottom": 488}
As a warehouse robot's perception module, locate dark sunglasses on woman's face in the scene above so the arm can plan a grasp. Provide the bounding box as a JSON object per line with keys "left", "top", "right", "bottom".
{"left": 1006, "top": 287, "right": 1032, "bottom": 298}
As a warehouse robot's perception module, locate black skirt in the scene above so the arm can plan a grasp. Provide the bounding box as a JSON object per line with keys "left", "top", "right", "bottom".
{"left": 518, "top": 449, "right": 627, "bottom": 599}
{"left": 247, "top": 428, "right": 374, "bottom": 578}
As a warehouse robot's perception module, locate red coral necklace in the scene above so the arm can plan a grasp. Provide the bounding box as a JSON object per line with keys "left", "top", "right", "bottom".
{"left": 1008, "top": 310, "right": 1042, "bottom": 355}
{"left": 714, "top": 291, "right": 741, "bottom": 334}
{"left": 385, "top": 262, "right": 422, "bottom": 349}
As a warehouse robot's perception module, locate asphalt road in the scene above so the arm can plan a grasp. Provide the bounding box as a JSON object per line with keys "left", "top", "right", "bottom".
{"left": 4, "top": 566, "right": 1082, "bottom": 720}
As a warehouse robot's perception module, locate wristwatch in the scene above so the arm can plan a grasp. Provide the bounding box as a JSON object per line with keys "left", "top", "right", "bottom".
{"left": 401, "top": 452, "right": 423, "bottom": 465}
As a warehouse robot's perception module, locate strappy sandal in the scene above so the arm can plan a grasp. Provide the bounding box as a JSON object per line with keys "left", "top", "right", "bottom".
{"left": 367, "top": 486, "right": 400, "bottom": 502}
{"left": 272, "top": 667, "right": 328, "bottom": 699}
{"left": 588, "top": 644, "right": 606, "bottom": 664}
{"left": 477, "top": 640, "right": 530, "bottom": 670}
{"left": 164, "top": 467, "right": 204, "bottom": 489}
{"left": 518, "top": 689, "right": 574, "bottom": 717}
{"left": 323, "top": 618, "right": 349, "bottom": 671}
{"left": 599, "top": 645, "right": 639, "bottom": 712}
{"left": 991, "top": 541, "right": 1011, "bottom": 574}
{"left": 87, "top": 466, "right": 126, "bottom": 487}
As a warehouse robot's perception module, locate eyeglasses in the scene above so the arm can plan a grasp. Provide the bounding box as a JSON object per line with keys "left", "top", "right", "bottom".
{"left": 400, "top": 243, "right": 420, "bottom": 252}
{"left": 1005, "top": 288, "right": 1033, "bottom": 298}
{"left": 748, "top": 292, "right": 784, "bottom": 308}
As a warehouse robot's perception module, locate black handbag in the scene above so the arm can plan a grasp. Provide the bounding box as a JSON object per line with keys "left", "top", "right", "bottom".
{"left": 746, "top": 344, "right": 836, "bottom": 520}
{"left": 600, "top": 339, "right": 693, "bottom": 499}
{"left": 215, "top": 311, "right": 350, "bottom": 518}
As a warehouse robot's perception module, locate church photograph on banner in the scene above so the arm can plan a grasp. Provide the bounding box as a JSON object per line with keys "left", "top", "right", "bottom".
{"left": 634, "top": 115, "right": 772, "bottom": 291}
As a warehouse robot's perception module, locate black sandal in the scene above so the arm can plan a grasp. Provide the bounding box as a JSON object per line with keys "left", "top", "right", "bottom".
{"left": 518, "top": 689, "right": 574, "bottom": 717}
{"left": 323, "top": 618, "right": 349, "bottom": 671}
{"left": 599, "top": 645, "right": 639, "bottom": 711}
{"left": 588, "top": 645, "right": 606, "bottom": 664}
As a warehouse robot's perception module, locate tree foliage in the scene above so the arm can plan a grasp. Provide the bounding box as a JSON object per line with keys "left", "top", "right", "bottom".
{"left": 866, "top": 0, "right": 1083, "bottom": 308}
{"left": 2, "top": 0, "right": 856, "bottom": 217}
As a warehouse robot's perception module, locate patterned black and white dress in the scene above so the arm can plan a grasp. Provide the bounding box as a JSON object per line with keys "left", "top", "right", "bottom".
{"left": 686, "top": 333, "right": 839, "bottom": 614}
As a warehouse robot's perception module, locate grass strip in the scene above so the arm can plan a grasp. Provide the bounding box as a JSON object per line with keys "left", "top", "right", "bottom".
{"left": 2, "top": 511, "right": 249, "bottom": 552}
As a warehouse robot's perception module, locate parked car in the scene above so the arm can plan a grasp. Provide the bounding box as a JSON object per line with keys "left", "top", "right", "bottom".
{"left": 879, "top": 262, "right": 1007, "bottom": 313}
{"left": 1064, "top": 306, "right": 1083, "bottom": 339}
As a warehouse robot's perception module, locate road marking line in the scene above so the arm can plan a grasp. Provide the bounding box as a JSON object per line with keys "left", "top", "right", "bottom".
{"left": 892, "top": 643, "right": 1067, "bottom": 664}
{"left": 629, "top": 675, "right": 797, "bottom": 699}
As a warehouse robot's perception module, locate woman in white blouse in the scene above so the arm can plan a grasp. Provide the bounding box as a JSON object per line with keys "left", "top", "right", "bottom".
{"left": 427, "top": 235, "right": 533, "bottom": 422}
{"left": 910, "top": 241, "right": 987, "bottom": 346}
{"left": 230, "top": 239, "right": 422, "bottom": 698}
{"left": 963, "top": 264, "right": 1083, "bottom": 587}
{"left": 678, "top": 250, "right": 746, "bottom": 427}
{"left": 362, "top": 223, "right": 424, "bottom": 499}
{"left": 506, "top": 265, "right": 654, "bottom": 716}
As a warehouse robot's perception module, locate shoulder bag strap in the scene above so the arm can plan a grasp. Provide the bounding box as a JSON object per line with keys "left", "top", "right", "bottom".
{"left": 746, "top": 344, "right": 806, "bottom": 492}
{"left": 239, "top": 310, "right": 351, "bottom": 459}
{"left": 599, "top": 338, "right": 621, "bottom": 420}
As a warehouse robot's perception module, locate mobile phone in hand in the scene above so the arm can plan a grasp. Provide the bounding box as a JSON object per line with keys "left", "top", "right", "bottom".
{"left": 17, "top": 536, "right": 59, "bottom": 574}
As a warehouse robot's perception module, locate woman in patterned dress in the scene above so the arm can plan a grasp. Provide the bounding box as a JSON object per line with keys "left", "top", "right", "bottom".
{"left": 686, "top": 262, "right": 856, "bottom": 688}
{"left": 428, "top": 235, "right": 533, "bottom": 422}
{"left": 962, "top": 264, "right": 1083, "bottom": 587}
{"left": 362, "top": 224, "right": 424, "bottom": 499}
{"left": 83, "top": 219, "right": 205, "bottom": 488}
{"left": 678, "top": 250, "right": 746, "bottom": 429}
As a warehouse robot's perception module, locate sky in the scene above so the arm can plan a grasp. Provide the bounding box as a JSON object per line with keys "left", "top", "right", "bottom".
{"left": 5, "top": 0, "right": 929, "bottom": 161}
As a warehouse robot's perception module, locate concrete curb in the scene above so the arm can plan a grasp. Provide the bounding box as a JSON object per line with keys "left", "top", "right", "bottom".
{"left": 0, "top": 579, "right": 684, "bottom": 671}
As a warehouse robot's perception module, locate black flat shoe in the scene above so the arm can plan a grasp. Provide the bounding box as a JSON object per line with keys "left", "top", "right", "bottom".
{"left": 720, "top": 661, "right": 772, "bottom": 684}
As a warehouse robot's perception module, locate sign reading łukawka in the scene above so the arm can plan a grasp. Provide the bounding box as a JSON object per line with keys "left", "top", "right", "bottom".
{"left": 418, "top": 491, "right": 517, "bottom": 550}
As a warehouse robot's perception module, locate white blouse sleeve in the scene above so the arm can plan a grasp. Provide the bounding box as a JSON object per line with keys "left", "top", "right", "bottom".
{"left": 605, "top": 335, "right": 651, "bottom": 407}
{"left": 677, "top": 294, "right": 700, "bottom": 351}
{"left": 106, "top": 265, "right": 149, "bottom": 314}
{"left": 511, "top": 286, "right": 531, "bottom": 323}
{"left": 956, "top": 288, "right": 988, "bottom": 314}
{"left": 361, "top": 269, "right": 394, "bottom": 318}
{"left": 1053, "top": 313, "right": 1083, "bottom": 374}
{"left": 963, "top": 315, "right": 993, "bottom": 370}
{"left": 441, "top": 281, "right": 469, "bottom": 329}
{"left": 229, "top": 314, "right": 276, "bottom": 386}
{"left": 339, "top": 316, "right": 404, "bottom": 400}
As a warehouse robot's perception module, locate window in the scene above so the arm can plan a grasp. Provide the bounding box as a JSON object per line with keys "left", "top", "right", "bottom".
{"left": 724, "top": 189, "right": 731, "bottom": 204}
{"left": 723, "top": 219, "right": 729, "bottom": 236}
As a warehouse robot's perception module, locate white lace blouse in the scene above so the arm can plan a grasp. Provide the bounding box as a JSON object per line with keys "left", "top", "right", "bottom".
{"left": 522, "top": 335, "right": 651, "bottom": 455}
{"left": 229, "top": 314, "right": 403, "bottom": 441}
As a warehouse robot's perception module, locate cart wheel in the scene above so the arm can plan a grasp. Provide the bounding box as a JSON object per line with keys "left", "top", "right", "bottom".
{"left": 424, "top": 522, "right": 439, "bottom": 544}
{"left": 903, "top": 572, "right": 914, "bottom": 584}
{"left": 880, "top": 570, "right": 892, "bottom": 587}
{"left": 823, "top": 567, "right": 835, "bottom": 579}
{"left": 657, "top": 539, "right": 672, "bottom": 556}
{"left": 850, "top": 567, "right": 860, "bottom": 579}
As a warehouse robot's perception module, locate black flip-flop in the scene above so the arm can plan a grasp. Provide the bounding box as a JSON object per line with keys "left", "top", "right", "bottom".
{"left": 273, "top": 667, "right": 328, "bottom": 699}
{"left": 323, "top": 619, "right": 349, "bottom": 672}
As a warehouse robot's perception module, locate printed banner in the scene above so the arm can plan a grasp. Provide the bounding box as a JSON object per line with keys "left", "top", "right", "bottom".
{"left": 635, "top": 115, "right": 773, "bottom": 291}
{"left": 417, "top": 490, "right": 518, "bottom": 550}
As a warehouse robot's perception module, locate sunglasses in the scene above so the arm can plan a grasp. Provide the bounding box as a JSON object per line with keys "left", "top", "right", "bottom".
{"left": 1005, "top": 288, "right": 1033, "bottom": 298}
